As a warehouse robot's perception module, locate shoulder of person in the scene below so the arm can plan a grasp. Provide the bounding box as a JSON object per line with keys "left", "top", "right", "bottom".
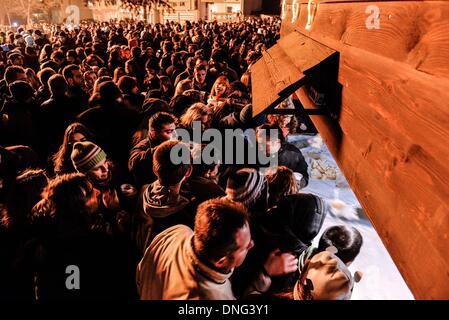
{"left": 282, "top": 142, "right": 301, "bottom": 153}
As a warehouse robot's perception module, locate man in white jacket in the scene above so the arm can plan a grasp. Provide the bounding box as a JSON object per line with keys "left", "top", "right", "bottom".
{"left": 136, "top": 198, "right": 298, "bottom": 300}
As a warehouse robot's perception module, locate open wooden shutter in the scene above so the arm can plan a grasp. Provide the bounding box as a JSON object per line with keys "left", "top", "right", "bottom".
{"left": 252, "top": 31, "right": 336, "bottom": 117}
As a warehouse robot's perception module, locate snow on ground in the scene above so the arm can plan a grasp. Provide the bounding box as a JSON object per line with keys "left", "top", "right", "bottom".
{"left": 289, "top": 134, "right": 414, "bottom": 300}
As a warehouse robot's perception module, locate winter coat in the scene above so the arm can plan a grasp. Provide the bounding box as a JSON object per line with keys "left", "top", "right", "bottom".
{"left": 174, "top": 68, "right": 193, "bottom": 88}
{"left": 0, "top": 224, "right": 35, "bottom": 300}
{"left": 277, "top": 142, "right": 310, "bottom": 188}
{"left": 136, "top": 224, "right": 235, "bottom": 300}
{"left": 181, "top": 176, "right": 226, "bottom": 211}
{"left": 123, "top": 93, "right": 145, "bottom": 112}
{"left": 38, "top": 95, "right": 79, "bottom": 158}
{"left": 128, "top": 136, "right": 162, "bottom": 188}
{"left": 233, "top": 193, "right": 328, "bottom": 296}
{"left": 132, "top": 180, "right": 194, "bottom": 256}
{"left": 67, "top": 86, "right": 89, "bottom": 115}
{"left": 0, "top": 97, "right": 39, "bottom": 149}
{"left": 29, "top": 214, "right": 137, "bottom": 300}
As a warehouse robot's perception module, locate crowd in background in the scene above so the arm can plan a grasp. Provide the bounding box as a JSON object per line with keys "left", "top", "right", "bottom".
{"left": 0, "top": 17, "right": 363, "bottom": 300}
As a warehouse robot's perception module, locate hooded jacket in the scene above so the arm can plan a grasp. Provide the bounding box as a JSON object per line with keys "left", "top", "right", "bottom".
{"left": 133, "top": 180, "right": 193, "bottom": 255}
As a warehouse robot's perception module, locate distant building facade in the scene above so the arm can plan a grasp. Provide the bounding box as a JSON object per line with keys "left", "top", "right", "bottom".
{"left": 55, "top": 0, "right": 275, "bottom": 25}
{"left": 198, "top": 0, "right": 264, "bottom": 21}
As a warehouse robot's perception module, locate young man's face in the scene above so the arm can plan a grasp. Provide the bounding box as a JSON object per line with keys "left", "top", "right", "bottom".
{"left": 224, "top": 223, "right": 254, "bottom": 270}
{"left": 70, "top": 69, "right": 84, "bottom": 87}
{"left": 194, "top": 69, "right": 207, "bottom": 85}
{"left": 12, "top": 56, "right": 24, "bottom": 66}
{"left": 14, "top": 71, "right": 28, "bottom": 83}
{"left": 151, "top": 122, "right": 176, "bottom": 142}
{"left": 87, "top": 159, "right": 109, "bottom": 182}
{"left": 54, "top": 57, "right": 64, "bottom": 66}
{"left": 67, "top": 55, "right": 75, "bottom": 63}
{"left": 85, "top": 73, "right": 97, "bottom": 88}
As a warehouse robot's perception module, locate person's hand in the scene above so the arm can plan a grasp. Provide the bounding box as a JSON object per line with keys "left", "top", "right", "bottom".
{"left": 263, "top": 249, "right": 298, "bottom": 277}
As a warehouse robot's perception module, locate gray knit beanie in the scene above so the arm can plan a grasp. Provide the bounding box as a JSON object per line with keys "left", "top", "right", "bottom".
{"left": 226, "top": 168, "right": 267, "bottom": 207}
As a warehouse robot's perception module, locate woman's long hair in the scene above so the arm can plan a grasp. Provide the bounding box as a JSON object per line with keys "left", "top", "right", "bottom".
{"left": 39, "top": 44, "right": 53, "bottom": 64}
{"left": 179, "top": 102, "right": 211, "bottom": 131}
{"left": 52, "top": 123, "right": 95, "bottom": 176}
{"left": 32, "top": 173, "right": 94, "bottom": 237}
{"left": 1, "top": 169, "right": 48, "bottom": 229}
{"left": 266, "top": 166, "right": 299, "bottom": 207}
{"left": 113, "top": 67, "right": 126, "bottom": 83}
{"left": 209, "top": 76, "right": 230, "bottom": 100}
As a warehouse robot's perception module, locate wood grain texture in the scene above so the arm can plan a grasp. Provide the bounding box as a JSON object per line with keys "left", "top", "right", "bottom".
{"left": 278, "top": 1, "right": 449, "bottom": 299}
{"left": 251, "top": 44, "right": 306, "bottom": 116}
{"left": 282, "top": 1, "right": 449, "bottom": 78}
{"left": 252, "top": 32, "right": 335, "bottom": 116}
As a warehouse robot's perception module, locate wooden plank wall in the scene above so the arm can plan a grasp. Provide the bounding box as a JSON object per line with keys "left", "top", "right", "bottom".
{"left": 280, "top": 0, "right": 449, "bottom": 299}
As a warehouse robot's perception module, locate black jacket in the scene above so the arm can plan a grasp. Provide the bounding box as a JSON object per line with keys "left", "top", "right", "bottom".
{"left": 277, "top": 142, "right": 309, "bottom": 188}
{"left": 128, "top": 136, "right": 163, "bottom": 188}
{"left": 0, "top": 97, "right": 39, "bottom": 149}
{"left": 67, "top": 86, "right": 89, "bottom": 115}
{"left": 38, "top": 95, "right": 78, "bottom": 158}
{"left": 181, "top": 176, "right": 226, "bottom": 211}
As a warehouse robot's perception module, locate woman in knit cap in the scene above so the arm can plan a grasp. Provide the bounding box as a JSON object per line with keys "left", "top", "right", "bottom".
{"left": 70, "top": 141, "right": 134, "bottom": 237}
{"left": 52, "top": 123, "right": 96, "bottom": 176}
{"left": 71, "top": 141, "right": 110, "bottom": 190}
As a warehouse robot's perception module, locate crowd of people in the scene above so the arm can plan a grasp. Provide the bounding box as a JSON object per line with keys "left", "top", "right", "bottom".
{"left": 0, "top": 17, "right": 363, "bottom": 300}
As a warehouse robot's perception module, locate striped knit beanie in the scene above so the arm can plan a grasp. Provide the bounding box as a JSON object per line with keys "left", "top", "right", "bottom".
{"left": 226, "top": 168, "right": 267, "bottom": 207}
{"left": 71, "top": 141, "right": 107, "bottom": 174}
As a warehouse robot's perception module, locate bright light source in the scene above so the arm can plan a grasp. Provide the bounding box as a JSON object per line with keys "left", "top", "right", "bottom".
{"left": 12, "top": 22, "right": 18, "bottom": 27}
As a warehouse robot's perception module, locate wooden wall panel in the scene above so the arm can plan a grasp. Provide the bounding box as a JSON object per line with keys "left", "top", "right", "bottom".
{"left": 278, "top": 0, "right": 449, "bottom": 299}
{"left": 282, "top": 1, "right": 449, "bottom": 78}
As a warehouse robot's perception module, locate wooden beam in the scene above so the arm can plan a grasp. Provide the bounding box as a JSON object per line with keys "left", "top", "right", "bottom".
{"left": 281, "top": 1, "right": 449, "bottom": 299}
{"left": 252, "top": 31, "right": 336, "bottom": 117}
{"left": 282, "top": 1, "right": 449, "bottom": 78}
